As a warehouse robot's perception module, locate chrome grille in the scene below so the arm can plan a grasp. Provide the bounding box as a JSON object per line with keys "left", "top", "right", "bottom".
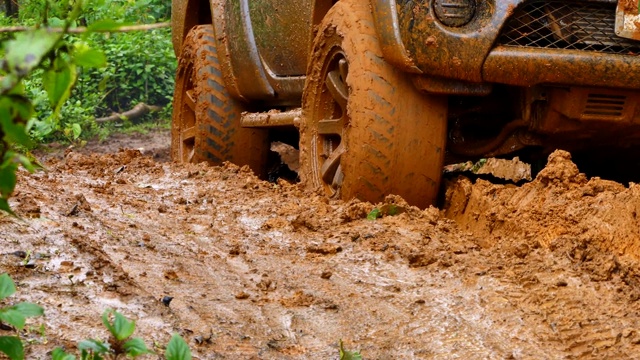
{"left": 498, "top": 1, "right": 640, "bottom": 54}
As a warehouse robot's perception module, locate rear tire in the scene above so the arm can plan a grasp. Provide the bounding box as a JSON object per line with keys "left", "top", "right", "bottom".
{"left": 171, "top": 25, "right": 269, "bottom": 175}
{"left": 300, "top": 0, "right": 448, "bottom": 208}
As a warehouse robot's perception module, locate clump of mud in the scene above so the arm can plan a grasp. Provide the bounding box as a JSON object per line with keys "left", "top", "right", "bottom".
{"left": 445, "top": 149, "right": 640, "bottom": 260}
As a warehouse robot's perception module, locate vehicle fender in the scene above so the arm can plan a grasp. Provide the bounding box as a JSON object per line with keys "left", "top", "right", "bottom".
{"left": 369, "top": 0, "right": 422, "bottom": 73}
{"left": 171, "top": 0, "right": 212, "bottom": 57}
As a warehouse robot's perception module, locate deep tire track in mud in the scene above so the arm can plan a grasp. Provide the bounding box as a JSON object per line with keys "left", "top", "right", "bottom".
{"left": 2, "top": 148, "right": 640, "bottom": 358}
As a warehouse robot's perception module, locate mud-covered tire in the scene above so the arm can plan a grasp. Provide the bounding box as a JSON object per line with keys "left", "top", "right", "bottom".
{"left": 171, "top": 25, "right": 268, "bottom": 175}
{"left": 300, "top": 0, "right": 448, "bottom": 208}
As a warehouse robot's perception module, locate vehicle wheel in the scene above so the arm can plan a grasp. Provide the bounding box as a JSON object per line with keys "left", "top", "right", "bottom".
{"left": 171, "top": 25, "right": 268, "bottom": 175}
{"left": 300, "top": 0, "right": 448, "bottom": 208}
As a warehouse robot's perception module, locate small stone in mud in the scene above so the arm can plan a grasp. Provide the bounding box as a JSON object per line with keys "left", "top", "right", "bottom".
{"left": 229, "top": 245, "right": 244, "bottom": 256}
{"left": 158, "top": 204, "right": 168, "bottom": 213}
{"left": 7, "top": 250, "right": 27, "bottom": 258}
{"left": 235, "top": 292, "right": 250, "bottom": 300}
{"left": 407, "top": 253, "right": 437, "bottom": 267}
{"left": 510, "top": 243, "right": 530, "bottom": 259}
{"left": 65, "top": 194, "right": 92, "bottom": 216}
{"left": 556, "top": 280, "right": 568, "bottom": 287}
{"left": 163, "top": 270, "right": 178, "bottom": 280}
{"left": 321, "top": 271, "right": 332, "bottom": 279}
{"left": 306, "top": 244, "right": 342, "bottom": 255}
{"left": 415, "top": 299, "right": 426, "bottom": 305}
{"left": 161, "top": 296, "right": 173, "bottom": 306}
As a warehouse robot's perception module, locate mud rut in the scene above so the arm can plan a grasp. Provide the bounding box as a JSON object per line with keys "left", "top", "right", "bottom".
{"left": 3, "top": 135, "right": 640, "bottom": 359}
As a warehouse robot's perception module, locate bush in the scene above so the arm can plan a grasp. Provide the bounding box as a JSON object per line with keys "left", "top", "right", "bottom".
{"left": 3, "top": 0, "right": 176, "bottom": 143}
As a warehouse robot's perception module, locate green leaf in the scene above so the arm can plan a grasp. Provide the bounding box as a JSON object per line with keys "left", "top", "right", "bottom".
{"left": 0, "top": 97, "right": 34, "bottom": 148}
{"left": 13, "top": 154, "right": 37, "bottom": 173}
{"left": 73, "top": 46, "right": 106, "bottom": 68}
{"left": 0, "top": 162, "right": 17, "bottom": 199}
{"left": 0, "top": 309, "right": 26, "bottom": 329}
{"left": 123, "top": 337, "right": 152, "bottom": 357}
{"left": 4, "top": 30, "right": 60, "bottom": 76}
{"left": 78, "top": 339, "right": 110, "bottom": 354}
{"left": 87, "top": 20, "right": 126, "bottom": 32}
{"left": 48, "top": 17, "right": 66, "bottom": 27}
{"left": 339, "top": 340, "right": 362, "bottom": 360}
{"left": 101, "top": 310, "right": 116, "bottom": 337}
{"left": 71, "top": 123, "right": 82, "bottom": 140}
{"left": 0, "top": 199, "right": 15, "bottom": 216}
{"left": 101, "top": 309, "right": 135, "bottom": 341}
{"left": 52, "top": 347, "right": 76, "bottom": 360}
{"left": 366, "top": 208, "right": 381, "bottom": 220}
{"left": 0, "top": 336, "right": 24, "bottom": 360}
{"left": 165, "top": 334, "right": 191, "bottom": 360}
{"left": 12, "top": 302, "right": 44, "bottom": 317}
{"left": 42, "top": 58, "right": 76, "bottom": 113}
{"left": 0, "top": 274, "right": 16, "bottom": 300}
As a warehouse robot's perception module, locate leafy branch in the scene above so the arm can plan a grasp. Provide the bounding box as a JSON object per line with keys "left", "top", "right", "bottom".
{"left": 0, "top": 21, "right": 170, "bottom": 34}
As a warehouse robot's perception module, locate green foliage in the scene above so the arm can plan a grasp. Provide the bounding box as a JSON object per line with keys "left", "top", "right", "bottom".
{"left": 54, "top": 309, "right": 191, "bottom": 359}
{"left": 0, "top": 274, "right": 44, "bottom": 360}
{"left": 0, "top": 275, "right": 191, "bottom": 359}
{"left": 21, "top": 0, "right": 176, "bottom": 143}
{"left": 366, "top": 208, "right": 381, "bottom": 220}
{"left": 339, "top": 340, "right": 362, "bottom": 360}
{"left": 102, "top": 309, "right": 136, "bottom": 341}
{"left": 367, "top": 204, "right": 403, "bottom": 220}
{"left": 165, "top": 334, "right": 192, "bottom": 360}
{"left": 75, "top": 308, "right": 153, "bottom": 359}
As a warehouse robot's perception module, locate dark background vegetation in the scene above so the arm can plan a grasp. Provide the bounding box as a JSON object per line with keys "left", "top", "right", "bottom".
{"left": 0, "top": 0, "right": 176, "bottom": 143}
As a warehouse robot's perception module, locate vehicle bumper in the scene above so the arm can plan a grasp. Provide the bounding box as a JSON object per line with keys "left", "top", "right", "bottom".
{"left": 483, "top": 47, "right": 640, "bottom": 89}
{"left": 391, "top": 0, "right": 640, "bottom": 90}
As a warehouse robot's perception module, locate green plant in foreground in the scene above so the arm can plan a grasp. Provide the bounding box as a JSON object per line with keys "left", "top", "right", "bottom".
{"left": 0, "top": 273, "right": 44, "bottom": 360}
{"left": 52, "top": 308, "right": 192, "bottom": 360}
{"left": 339, "top": 339, "right": 362, "bottom": 360}
{"left": 0, "top": 273, "right": 191, "bottom": 360}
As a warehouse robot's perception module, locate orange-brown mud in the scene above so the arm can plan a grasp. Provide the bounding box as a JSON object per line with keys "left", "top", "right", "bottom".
{"left": 3, "top": 130, "right": 640, "bottom": 359}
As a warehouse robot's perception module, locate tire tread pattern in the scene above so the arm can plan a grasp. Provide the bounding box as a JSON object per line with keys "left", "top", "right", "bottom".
{"left": 172, "top": 25, "right": 268, "bottom": 175}
{"left": 301, "top": 0, "right": 448, "bottom": 207}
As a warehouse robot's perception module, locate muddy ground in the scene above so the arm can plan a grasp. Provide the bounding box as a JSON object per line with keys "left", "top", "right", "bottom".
{"left": 3, "top": 128, "right": 640, "bottom": 359}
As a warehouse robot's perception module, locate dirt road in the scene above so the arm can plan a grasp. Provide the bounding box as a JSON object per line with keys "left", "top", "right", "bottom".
{"left": 3, "top": 130, "right": 640, "bottom": 359}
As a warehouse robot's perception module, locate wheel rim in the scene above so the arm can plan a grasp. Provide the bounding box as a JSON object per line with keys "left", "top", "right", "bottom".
{"left": 176, "top": 60, "right": 197, "bottom": 163}
{"left": 312, "top": 47, "right": 349, "bottom": 197}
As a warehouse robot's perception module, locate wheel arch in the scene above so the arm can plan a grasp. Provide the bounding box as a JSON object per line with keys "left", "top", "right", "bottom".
{"left": 369, "top": 0, "right": 422, "bottom": 73}
{"left": 171, "top": 0, "right": 212, "bottom": 58}
{"left": 172, "top": 0, "right": 339, "bottom": 102}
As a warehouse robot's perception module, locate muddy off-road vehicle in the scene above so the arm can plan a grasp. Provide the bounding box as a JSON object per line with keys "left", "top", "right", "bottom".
{"left": 171, "top": 0, "right": 640, "bottom": 208}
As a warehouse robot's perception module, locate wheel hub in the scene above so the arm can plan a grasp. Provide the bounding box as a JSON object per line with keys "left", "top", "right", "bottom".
{"left": 314, "top": 50, "right": 349, "bottom": 196}
{"left": 177, "top": 60, "right": 197, "bottom": 163}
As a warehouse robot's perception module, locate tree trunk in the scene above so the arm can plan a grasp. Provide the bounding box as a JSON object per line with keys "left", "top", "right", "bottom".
{"left": 94, "top": 103, "right": 162, "bottom": 123}
{"left": 4, "top": 0, "right": 18, "bottom": 18}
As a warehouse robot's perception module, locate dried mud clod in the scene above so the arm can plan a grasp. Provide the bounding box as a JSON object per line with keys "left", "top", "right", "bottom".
{"left": 535, "top": 150, "right": 587, "bottom": 187}
{"left": 65, "top": 193, "right": 92, "bottom": 216}
{"left": 445, "top": 149, "right": 640, "bottom": 289}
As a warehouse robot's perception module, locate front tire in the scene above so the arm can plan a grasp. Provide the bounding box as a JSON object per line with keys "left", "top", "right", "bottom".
{"left": 171, "top": 25, "right": 269, "bottom": 175}
{"left": 300, "top": 0, "right": 448, "bottom": 208}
